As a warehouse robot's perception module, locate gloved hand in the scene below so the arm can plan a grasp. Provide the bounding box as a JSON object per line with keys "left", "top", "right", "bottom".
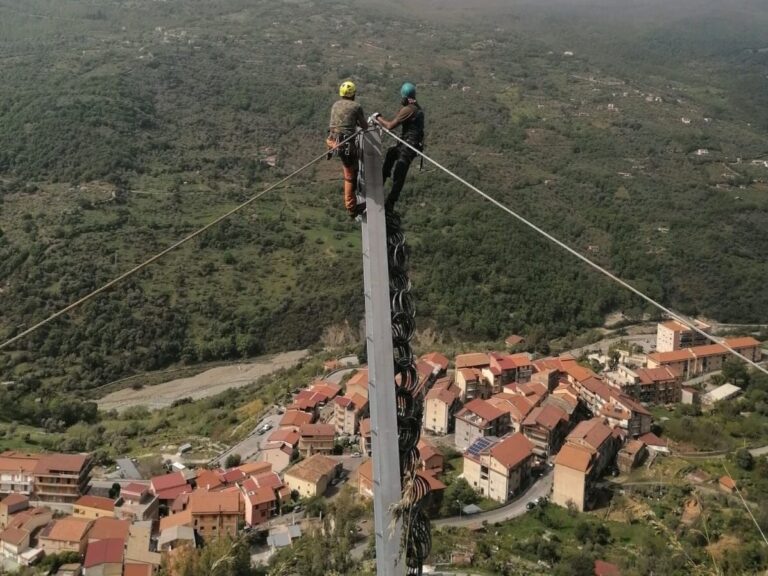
{"left": 368, "top": 112, "right": 381, "bottom": 125}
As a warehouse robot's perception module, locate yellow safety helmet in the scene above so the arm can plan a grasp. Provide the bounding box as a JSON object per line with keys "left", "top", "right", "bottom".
{"left": 339, "top": 80, "right": 356, "bottom": 98}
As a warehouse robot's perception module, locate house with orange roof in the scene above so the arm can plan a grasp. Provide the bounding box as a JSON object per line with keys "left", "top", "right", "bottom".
{"left": 719, "top": 475, "right": 737, "bottom": 494}
{"left": 158, "top": 509, "right": 193, "bottom": 533}
{"left": 417, "top": 439, "right": 444, "bottom": 474}
{"left": 0, "top": 494, "right": 29, "bottom": 529}
{"left": 74, "top": 495, "right": 116, "bottom": 520}
{"left": 286, "top": 389, "right": 326, "bottom": 415}
{"left": 333, "top": 393, "right": 369, "bottom": 436}
{"left": 505, "top": 335, "right": 525, "bottom": 348}
{"left": 298, "top": 423, "right": 336, "bottom": 457}
{"left": 149, "top": 471, "right": 191, "bottom": 505}
{"left": 32, "top": 453, "right": 93, "bottom": 504}
{"left": 259, "top": 442, "right": 294, "bottom": 474}
{"left": 235, "top": 461, "right": 272, "bottom": 477}
{"left": 345, "top": 368, "right": 369, "bottom": 400}
{"left": 424, "top": 382, "right": 460, "bottom": 435}
{"left": 612, "top": 365, "right": 682, "bottom": 404}
{"left": 646, "top": 337, "right": 761, "bottom": 379}
{"left": 482, "top": 352, "right": 534, "bottom": 392}
{"left": 284, "top": 454, "right": 340, "bottom": 498}
{"left": 656, "top": 319, "right": 711, "bottom": 352}
{"left": 420, "top": 352, "right": 450, "bottom": 376}
{"left": 38, "top": 516, "right": 92, "bottom": 554}
{"left": 279, "top": 409, "right": 314, "bottom": 429}
{"left": 543, "top": 383, "right": 582, "bottom": 416}
{"left": 194, "top": 469, "right": 224, "bottom": 492}
{"left": 552, "top": 444, "right": 594, "bottom": 511}
{"left": 455, "top": 399, "right": 510, "bottom": 451}
{"left": 87, "top": 517, "right": 131, "bottom": 545}
{"left": 0, "top": 452, "right": 40, "bottom": 497}
{"left": 455, "top": 367, "right": 487, "bottom": 401}
{"left": 0, "top": 526, "right": 31, "bottom": 563}
{"left": 521, "top": 404, "right": 570, "bottom": 457}
{"left": 83, "top": 537, "right": 124, "bottom": 575}
{"left": 188, "top": 490, "right": 242, "bottom": 540}
{"left": 488, "top": 393, "right": 535, "bottom": 432}
{"left": 463, "top": 433, "right": 535, "bottom": 503}
{"left": 6, "top": 506, "right": 52, "bottom": 534}
{"left": 241, "top": 477, "right": 276, "bottom": 527}
{"left": 617, "top": 439, "right": 647, "bottom": 473}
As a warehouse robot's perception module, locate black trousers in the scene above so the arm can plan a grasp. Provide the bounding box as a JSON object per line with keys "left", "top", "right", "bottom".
{"left": 383, "top": 144, "right": 418, "bottom": 206}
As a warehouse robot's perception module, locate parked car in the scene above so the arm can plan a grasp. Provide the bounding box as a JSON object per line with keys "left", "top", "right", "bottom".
{"left": 526, "top": 501, "right": 536, "bottom": 510}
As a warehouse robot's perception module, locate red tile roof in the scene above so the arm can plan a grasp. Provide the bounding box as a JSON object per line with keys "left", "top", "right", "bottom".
{"left": 567, "top": 418, "right": 612, "bottom": 452}
{"left": 40, "top": 517, "right": 92, "bottom": 543}
{"left": 188, "top": 490, "right": 241, "bottom": 515}
{"left": 0, "top": 451, "right": 40, "bottom": 474}
{"left": 648, "top": 337, "right": 760, "bottom": 364}
{"left": 236, "top": 461, "right": 272, "bottom": 476}
{"left": 490, "top": 433, "right": 534, "bottom": 470}
{"left": 416, "top": 470, "right": 447, "bottom": 492}
{"left": 195, "top": 469, "right": 224, "bottom": 491}
{"left": 75, "top": 495, "right": 115, "bottom": 512}
{"left": 158, "top": 509, "right": 192, "bottom": 532}
{"left": 719, "top": 475, "right": 737, "bottom": 490}
{"left": 279, "top": 410, "right": 314, "bottom": 428}
{"left": 88, "top": 517, "right": 130, "bottom": 542}
{"left": 417, "top": 439, "right": 440, "bottom": 464}
{"left": 245, "top": 484, "right": 275, "bottom": 507}
{"left": 299, "top": 423, "right": 335, "bottom": 438}
{"left": 523, "top": 404, "right": 568, "bottom": 430}
{"left": 150, "top": 471, "right": 187, "bottom": 493}
{"left": 421, "top": 352, "right": 450, "bottom": 372}
{"left": 220, "top": 469, "right": 246, "bottom": 484}
{"left": 594, "top": 559, "right": 621, "bottom": 576}
{"left": 638, "top": 432, "right": 666, "bottom": 447}
{"left": 457, "top": 399, "right": 505, "bottom": 424}
{"left": 268, "top": 428, "right": 300, "bottom": 446}
{"left": 120, "top": 483, "right": 149, "bottom": 499}
{"left": 505, "top": 335, "right": 525, "bottom": 346}
{"left": 554, "top": 444, "right": 592, "bottom": 472}
{"left": 455, "top": 353, "right": 490, "bottom": 369}
{"left": 425, "top": 384, "right": 460, "bottom": 405}
{"left": 0, "top": 493, "right": 29, "bottom": 509}
{"left": 33, "top": 453, "right": 90, "bottom": 474}
{"left": 84, "top": 538, "right": 124, "bottom": 568}
{"left": 0, "top": 527, "right": 29, "bottom": 546}
{"left": 156, "top": 484, "right": 192, "bottom": 501}
{"left": 346, "top": 368, "right": 369, "bottom": 390}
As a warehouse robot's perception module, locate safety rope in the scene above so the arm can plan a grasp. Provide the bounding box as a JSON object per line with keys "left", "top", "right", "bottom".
{"left": 384, "top": 207, "right": 432, "bottom": 575}
{"left": 0, "top": 132, "right": 361, "bottom": 351}
{"left": 375, "top": 123, "right": 768, "bottom": 378}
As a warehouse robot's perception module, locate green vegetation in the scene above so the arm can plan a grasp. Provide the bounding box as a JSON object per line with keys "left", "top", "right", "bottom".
{"left": 0, "top": 0, "right": 767, "bottom": 410}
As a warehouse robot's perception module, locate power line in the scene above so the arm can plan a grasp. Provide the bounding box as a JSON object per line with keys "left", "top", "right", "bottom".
{"left": 376, "top": 123, "right": 768, "bottom": 377}
{"left": 0, "top": 132, "right": 361, "bottom": 351}
{"left": 721, "top": 463, "right": 768, "bottom": 547}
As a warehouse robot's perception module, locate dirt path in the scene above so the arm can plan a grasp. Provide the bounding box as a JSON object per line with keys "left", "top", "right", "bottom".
{"left": 97, "top": 350, "right": 309, "bottom": 413}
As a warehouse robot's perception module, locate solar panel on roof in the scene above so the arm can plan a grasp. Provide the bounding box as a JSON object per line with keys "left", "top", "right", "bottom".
{"left": 466, "top": 435, "right": 499, "bottom": 457}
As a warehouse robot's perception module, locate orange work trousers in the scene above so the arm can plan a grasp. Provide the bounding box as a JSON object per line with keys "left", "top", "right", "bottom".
{"left": 327, "top": 136, "right": 358, "bottom": 213}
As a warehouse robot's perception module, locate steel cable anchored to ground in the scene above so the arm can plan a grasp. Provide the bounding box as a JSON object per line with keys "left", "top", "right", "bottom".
{"left": 374, "top": 122, "right": 768, "bottom": 378}
{"left": 0, "top": 132, "right": 362, "bottom": 351}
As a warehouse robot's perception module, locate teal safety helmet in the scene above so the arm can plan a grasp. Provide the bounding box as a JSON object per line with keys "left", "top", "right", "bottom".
{"left": 400, "top": 82, "right": 416, "bottom": 99}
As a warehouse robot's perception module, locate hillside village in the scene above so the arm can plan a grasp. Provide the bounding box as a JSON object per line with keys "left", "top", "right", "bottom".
{"left": 0, "top": 321, "right": 762, "bottom": 574}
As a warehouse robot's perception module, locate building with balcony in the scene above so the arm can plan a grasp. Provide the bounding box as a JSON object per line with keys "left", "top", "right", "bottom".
{"left": 454, "top": 399, "right": 510, "bottom": 452}
{"left": 32, "top": 454, "right": 92, "bottom": 504}
{"left": 0, "top": 452, "right": 40, "bottom": 497}
{"left": 521, "top": 404, "right": 570, "bottom": 458}
{"left": 646, "top": 337, "right": 761, "bottom": 379}
{"left": 297, "top": 423, "right": 336, "bottom": 457}
{"left": 656, "top": 320, "right": 711, "bottom": 352}
{"left": 463, "top": 433, "right": 535, "bottom": 503}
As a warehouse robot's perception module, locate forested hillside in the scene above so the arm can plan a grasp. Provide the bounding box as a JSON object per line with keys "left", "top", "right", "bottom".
{"left": 1, "top": 0, "right": 767, "bottom": 400}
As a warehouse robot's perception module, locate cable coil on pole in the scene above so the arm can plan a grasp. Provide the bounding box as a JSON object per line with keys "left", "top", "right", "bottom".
{"left": 385, "top": 209, "right": 432, "bottom": 575}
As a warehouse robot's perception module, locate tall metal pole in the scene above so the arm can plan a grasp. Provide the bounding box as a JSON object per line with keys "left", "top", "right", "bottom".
{"left": 360, "top": 129, "right": 403, "bottom": 576}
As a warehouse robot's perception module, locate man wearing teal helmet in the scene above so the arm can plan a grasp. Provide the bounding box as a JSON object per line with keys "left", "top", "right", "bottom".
{"left": 370, "top": 82, "right": 425, "bottom": 211}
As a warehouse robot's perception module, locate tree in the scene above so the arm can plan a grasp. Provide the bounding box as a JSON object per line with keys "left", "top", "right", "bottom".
{"left": 225, "top": 453, "right": 242, "bottom": 468}
{"left": 108, "top": 482, "right": 121, "bottom": 499}
{"left": 555, "top": 552, "right": 595, "bottom": 576}
{"left": 722, "top": 359, "right": 750, "bottom": 388}
{"left": 735, "top": 448, "right": 754, "bottom": 471}
{"left": 440, "top": 478, "right": 479, "bottom": 516}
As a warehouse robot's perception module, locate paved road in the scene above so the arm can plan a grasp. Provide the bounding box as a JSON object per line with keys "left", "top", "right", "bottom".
{"left": 432, "top": 470, "right": 554, "bottom": 530}
{"left": 211, "top": 411, "right": 282, "bottom": 467}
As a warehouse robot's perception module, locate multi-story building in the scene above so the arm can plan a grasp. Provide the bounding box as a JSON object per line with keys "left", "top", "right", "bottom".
{"left": 463, "top": 433, "right": 535, "bottom": 503}
{"left": 611, "top": 365, "right": 682, "bottom": 404}
{"left": 32, "top": 454, "right": 92, "bottom": 503}
{"left": 332, "top": 393, "right": 369, "bottom": 436}
{"left": 521, "top": 405, "right": 570, "bottom": 458}
{"left": 0, "top": 452, "right": 40, "bottom": 497}
{"left": 481, "top": 353, "right": 534, "bottom": 392}
{"left": 454, "top": 399, "right": 510, "bottom": 452}
{"left": 0, "top": 494, "right": 29, "bottom": 529}
{"left": 188, "top": 490, "right": 242, "bottom": 540}
{"left": 283, "top": 454, "right": 340, "bottom": 499}
{"left": 345, "top": 368, "right": 369, "bottom": 400}
{"left": 646, "top": 337, "right": 761, "bottom": 379}
{"left": 423, "top": 383, "right": 460, "bottom": 435}
{"left": 552, "top": 418, "right": 620, "bottom": 512}
{"left": 298, "top": 423, "right": 336, "bottom": 457}
{"left": 487, "top": 393, "right": 535, "bottom": 433}
{"left": 241, "top": 478, "right": 276, "bottom": 528}
{"left": 420, "top": 352, "right": 450, "bottom": 377}
{"left": 455, "top": 368, "right": 486, "bottom": 401}
{"left": 656, "top": 320, "right": 711, "bottom": 352}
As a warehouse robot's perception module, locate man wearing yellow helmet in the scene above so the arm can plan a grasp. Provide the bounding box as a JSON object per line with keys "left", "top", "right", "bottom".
{"left": 327, "top": 80, "right": 368, "bottom": 218}
{"left": 370, "top": 81, "right": 424, "bottom": 211}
